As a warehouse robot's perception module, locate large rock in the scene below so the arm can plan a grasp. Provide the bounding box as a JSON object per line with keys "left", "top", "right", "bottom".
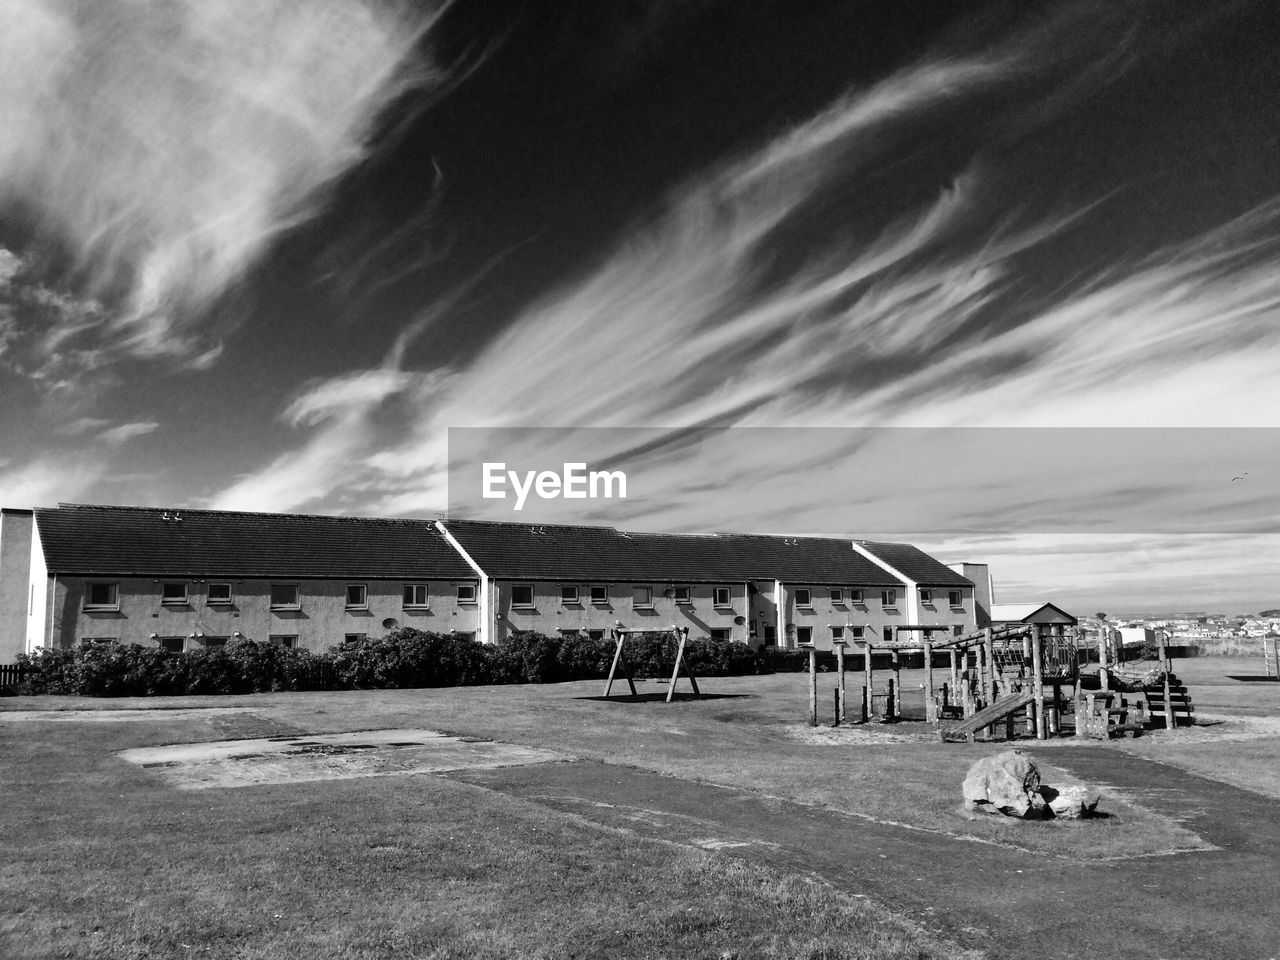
{"left": 1041, "top": 784, "right": 1100, "bottom": 820}
{"left": 962, "top": 750, "right": 1046, "bottom": 818}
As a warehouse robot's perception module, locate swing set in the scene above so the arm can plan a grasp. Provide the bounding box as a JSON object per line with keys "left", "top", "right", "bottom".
{"left": 602, "top": 625, "right": 701, "bottom": 702}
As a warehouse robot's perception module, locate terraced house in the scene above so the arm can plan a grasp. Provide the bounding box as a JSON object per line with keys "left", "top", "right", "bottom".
{"left": 0, "top": 504, "right": 982, "bottom": 657}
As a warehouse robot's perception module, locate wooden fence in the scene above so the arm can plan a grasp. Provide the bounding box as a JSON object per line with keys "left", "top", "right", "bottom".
{"left": 0, "top": 663, "right": 30, "bottom": 687}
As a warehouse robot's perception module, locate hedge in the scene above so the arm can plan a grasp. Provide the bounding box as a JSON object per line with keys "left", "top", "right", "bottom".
{"left": 10, "top": 628, "right": 772, "bottom": 697}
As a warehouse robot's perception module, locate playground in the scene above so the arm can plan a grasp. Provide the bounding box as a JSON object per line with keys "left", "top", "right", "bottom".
{"left": 3, "top": 654, "right": 1279, "bottom": 959}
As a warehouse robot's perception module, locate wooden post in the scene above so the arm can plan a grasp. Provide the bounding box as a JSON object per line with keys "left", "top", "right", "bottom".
{"left": 1031, "top": 624, "right": 1046, "bottom": 739}
{"left": 923, "top": 639, "right": 935, "bottom": 723}
{"left": 807, "top": 645, "right": 818, "bottom": 727}
{"left": 949, "top": 647, "right": 959, "bottom": 692}
{"left": 665, "top": 627, "right": 701, "bottom": 703}
{"left": 1099, "top": 626, "right": 1110, "bottom": 693}
{"left": 863, "top": 639, "right": 874, "bottom": 722}
{"left": 890, "top": 648, "right": 901, "bottom": 718}
{"left": 604, "top": 629, "right": 638, "bottom": 697}
{"left": 981, "top": 627, "right": 995, "bottom": 738}
{"left": 835, "top": 641, "right": 847, "bottom": 724}
{"left": 1158, "top": 630, "right": 1174, "bottom": 729}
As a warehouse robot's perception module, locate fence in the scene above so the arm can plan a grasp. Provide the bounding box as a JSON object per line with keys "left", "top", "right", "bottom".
{"left": 0, "top": 663, "right": 30, "bottom": 687}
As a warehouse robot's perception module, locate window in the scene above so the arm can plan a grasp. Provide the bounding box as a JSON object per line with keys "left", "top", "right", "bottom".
{"left": 590, "top": 585, "right": 608, "bottom": 604}
{"left": 829, "top": 588, "right": 844, "bottom": 603}
{"left": 831, "top": 626, "right": 844, "bottom": 642}
{"left": 343, "top": 633, "right": 366, "bottom": 645}
{"left": 345, "top": 584, "right": 368, "bottom": 609}
{"left": 558, "top": 628, "right": 582, "bottom": 638}
{"left": 849, "top": 626, "right": 865, "bottom": 641}
{"left": 713, "top": 586, "right": 731, "bottom": 607}
{"left": 632, "top": 585, "right": 653, "bottom": 608}
{"left": 454, "top": 632, "right": 476, "bottom": 642}
{"left": 794, "top": 588, "right": 812, "bottom": 607}
{"left": 270, "top": 583, "right": 300, "bottom": 609}
{"left": 206, "top": 583, "right": 232, "bottom": 605}
{"left": 881, "top": 589, "right": 897, "bottom": 608}
{"left": 80, "top": 637, "right": 115, "bottom": 648}
{"left": 919, "top": 588, "right": 933, "bottom": 604}
{"left": 511, "top": 584, "right": 535, "bottom": 607}
{"left": 849, "top": 589, "right": 864, "bottom": 604}
{"left": 671, "top": 585, "right": 691, "bottom": 603}
{"left": 796, "top": 626, "right": 813, "bottom": 646}
{"left": 161, "top": 582, "right": 188, "bottom": 605}
{"left": 271, "top": 635, "right": 298, "bottom": 648}
{"left": 403, "top": 583, "right": 429, "bottom": 607}
{"left": 561, "top": 585, "right": 580, "bottom": 604}
{"left": 457, "top": 584, "right": 477, "bottom": 603}
{"left": 159, "top": 637, "right": 184, "bottom": 653}
{"left": 711, "top": 628, "right": 731, "bottom": 642}
{"left": 203, "top": 636, "right": 228, "bottom": 649}
{"left": 586, "top": 629, "right": 606, "bottom": 641}
{"left": 84, "top": 582, "right": 118, "bottom": 610}
{"left": 949, "top": 590, "right": 963, "bottom": 608}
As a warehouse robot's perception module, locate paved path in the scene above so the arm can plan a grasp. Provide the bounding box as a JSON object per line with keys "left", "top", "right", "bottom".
{"left": 450, "top": 748, "right": 1280, "bottom": 960}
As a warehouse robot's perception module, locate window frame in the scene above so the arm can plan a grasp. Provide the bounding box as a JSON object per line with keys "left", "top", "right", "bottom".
{"left": 794, "top": 587, "right": 813, "bottom": 608}
{"left": 849, "top": 588, "right": 864, "bottom": 604}
{"left": 345, "top": 583, "right": 368, "bottom": 609}
{"left": 270, "top": 583, "right": 301, "bottom": 610}
{"left": 880, "top": 589, "right": 897, "bottom": 608}
{"left": 343, "top": 633, "right": 367, "bottom": 645}
{"left": 850, "top": 625, "right": 866, "bottom": 641}
{"left": 83, "top": 582, "right": 119, "bottom": 611}
{"left": 560, "top": 584, "right": 580, "bottom": 605}
{"left": 161, "top": 581, "right": 188, "bottom": 605}
{"left": 456, "top": 583, "right": 477, "bottom": 604}
{"left": 712, "top": 586, "right": 731, "bottom": 607}
{"left": 919, "top": 588, "right": 933, "bottom": 604}
{"left": 831, "top": 625, "right": 845, "bottom": 643}
{"left": 202, "top": 636, "right": 229, "bottom": 649}
{"left": 402, "top": 583, "right": 430, "bottom": 608}
{"left": 159, "top": 636, "right": 185, "bottom": 653}
{"left": 829, "top": 588, "right": 844, "bottom": 603}
{"left": 710, "top": 627, "right": 731, "bottom": 642}
{"left": 511, "top": 584, "right": 535, "bottom": 608}
{"left": 948, "top": 589, "right": 964, "bottom": 608}
{"left": 632, "top": 585, "right": 653, "bottom": 609}
{"left": 206, "top": 583, "right": 233, "bottom": 605}
{"left": 795, "top": 626, "right": 813, "bottom": 646}
{"left": 671, "top": 585, "right": 691, "bottom": 604}
{"left": 270, "top": 635, "right": 298, "bottom": 649}
{"left": 589, "top": 584, "right": 609, "bottom": 604}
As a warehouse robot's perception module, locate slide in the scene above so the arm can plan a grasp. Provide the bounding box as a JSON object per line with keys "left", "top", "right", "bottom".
{"left": 942, "top": 690, "right": 1036, "bottom": 742}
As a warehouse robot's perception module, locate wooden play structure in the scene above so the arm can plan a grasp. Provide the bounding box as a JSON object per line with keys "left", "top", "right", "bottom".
{"left": 1091, "top": 628, "right": 1194, "bottom": 733}
{"left": 1265, "top": 636, "right": 1280, "bottom": 680}
{"left": 603, "top": 625, "right": 701, "bottom": 702}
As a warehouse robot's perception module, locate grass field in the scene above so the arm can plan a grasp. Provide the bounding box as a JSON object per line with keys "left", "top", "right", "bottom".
{"left": 2, "top": 655, "right": 1275, "bottom": 959}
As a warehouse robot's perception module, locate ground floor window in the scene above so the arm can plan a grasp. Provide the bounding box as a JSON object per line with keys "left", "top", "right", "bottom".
{"left": 270, "top": 635, "right": 298, "bottom": 648}
{"left": 159, "top": 637, "right": 184, "bottom": 653}
{"left": 710, "top": 628, "right": 731, "bottom": 641}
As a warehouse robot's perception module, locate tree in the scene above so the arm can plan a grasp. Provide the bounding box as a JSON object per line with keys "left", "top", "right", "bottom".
{"left": 1095, "top": 612, "right": 1108, "bottom": 621}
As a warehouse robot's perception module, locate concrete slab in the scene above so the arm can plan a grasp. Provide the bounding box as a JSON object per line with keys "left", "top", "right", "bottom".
{"left": 118, "top": 728, "right": 569, "bottom": 790}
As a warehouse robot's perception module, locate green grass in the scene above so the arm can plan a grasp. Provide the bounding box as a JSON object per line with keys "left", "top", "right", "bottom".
{"left": 0, "top": 718, "right": 975, "bottom": 960}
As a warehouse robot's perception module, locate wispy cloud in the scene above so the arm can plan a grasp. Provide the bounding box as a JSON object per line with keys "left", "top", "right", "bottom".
{"left": 0, "top": 455, "right": 103, "bottom": 509}
{"left": 0, "top": 0, "right": 446, "bottom": 366}
{"left": 98, "top": 422, "right": 160, "bottom": 445}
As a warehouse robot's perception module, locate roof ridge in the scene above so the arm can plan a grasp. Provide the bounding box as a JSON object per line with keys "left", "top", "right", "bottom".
{"left": 52, "top": 503, "right": 443, "bottom": 527}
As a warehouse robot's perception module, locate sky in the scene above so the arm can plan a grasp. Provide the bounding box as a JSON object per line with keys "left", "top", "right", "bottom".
{"left": 1, "top": 0, "right": 1278, "bottom": 613}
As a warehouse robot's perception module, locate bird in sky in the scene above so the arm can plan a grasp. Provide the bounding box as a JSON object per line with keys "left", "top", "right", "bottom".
{"left": 1231, "top": 473, "right": 1249, "bottom": 482}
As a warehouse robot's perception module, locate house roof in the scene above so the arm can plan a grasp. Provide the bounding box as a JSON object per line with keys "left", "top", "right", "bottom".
{"left": 854, "top": 540, "right": 973, "bottom": 586}
{"left": 440, "top": 520, "right": 905, "bottom": 585}
{"left": 990, "top": 602, "right": 1078, "bottom": 625}
{"left": 35, "top": 504, "right": 476, "bottom": 579}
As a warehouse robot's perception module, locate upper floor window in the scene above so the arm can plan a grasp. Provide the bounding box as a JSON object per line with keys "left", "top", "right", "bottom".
{"left": 881, "top": 589, "right": 897, "bottom": 608}
{"left": 161, "top": 582, "right": 188, "bottom": 605}
{"left": 849, "top": 589, "right": 864, "bottom": 604}
{"left": 713, "top": 586, "right": 731, "bottom": 607}
{"left": 949, "top": 590, "right": 964, "bottom": 608}
{"left": 270, "top": 583, "right": 300, "bottom": 609}
{"left": 511, "top": 584, "right": 535, "bottom": 607}
{"left": 345, "top": 584, "right": 368, "bottom": 609}
{"left": 206, "top": 583, "right": 232, "bottom": 605}
{"left": 919, "top": 588, "right": 933, "bottom": 604}
{"left": 831, "top": 626, "right": 844, "bottom": 642}
{"left": 829, "top": 588, "right": 844, "bottom": 603}
{"left": 794, "top": 588, "right": 813, "bottom": 608}
{"left": 84, "top": 582, "right": 119, "bottom": 610}
{"left": 671, "top": 585, "right": 691, "bottom": 603}
{"left": 590, "top": 585, "right": 608, "bottom": 604}
{"left": 632, "top": 585, "right": 653, "bottom": 608}
{"left": 561, "top": 585, "right": 580, "bottom": 604}
{"left": 457, "top": 584, "right": 477, "bottom": 603}
{"left": 403, "top": 583, "right": 429, "bottom": 607}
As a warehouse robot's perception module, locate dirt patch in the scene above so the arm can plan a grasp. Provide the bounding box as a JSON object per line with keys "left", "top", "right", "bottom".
{"left": 118, "top": 728, "right": 569, "bottom": 790}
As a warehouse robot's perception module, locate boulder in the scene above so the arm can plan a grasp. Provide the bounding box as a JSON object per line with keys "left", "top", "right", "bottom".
{"left": 1042, "top": 784, "right": 1100, "bottom": 820}
{"left": 962, "top": 750, "right": 1046, "bottom": 818}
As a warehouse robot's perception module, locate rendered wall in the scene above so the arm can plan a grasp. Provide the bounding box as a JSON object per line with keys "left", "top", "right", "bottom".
{"left": 46, "top": 576, "right": 480, "bottom": 653}
{"left": 0, "top": 510, "right": 33, "bottom": 661}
